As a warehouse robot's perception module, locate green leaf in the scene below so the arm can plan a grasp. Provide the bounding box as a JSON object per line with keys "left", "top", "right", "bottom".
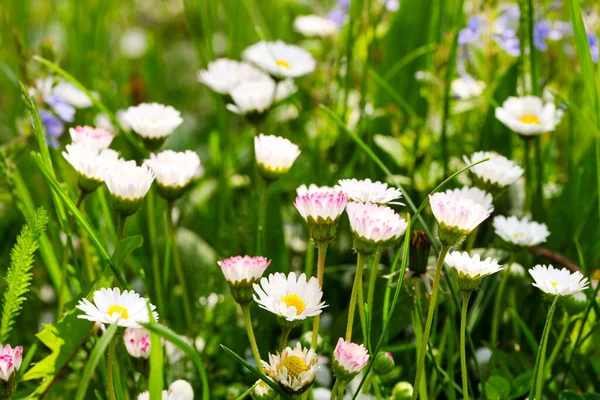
{"left": 112, "top": 235, "right": 144, "bottom": 269}
{"left": 511, "top": 371, "right": 532, "bottom": 398}
{"left": 485, "top": 375, "right": 511, "bottom": 400}
{"left": 74, "top": 323, "right": 119, "bottom": 400}
{"left": 559, "top": 391, "right": 585, "bottom": 400}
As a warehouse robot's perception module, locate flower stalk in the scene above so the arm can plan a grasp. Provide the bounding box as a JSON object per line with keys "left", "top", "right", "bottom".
{"left": 240, "top": 303, "right": 264, "bottom": 373}
{"left": 312, "top": 241, "right": 329, "bottom": 349}
{"left": 345, "top": 252, "right": 367, "bottom": 341}
{"left": 460, "top": 291, "right": 472, "bottom": 400}
{"left": 530, "top": 295, "right": 560, "bottom": 400}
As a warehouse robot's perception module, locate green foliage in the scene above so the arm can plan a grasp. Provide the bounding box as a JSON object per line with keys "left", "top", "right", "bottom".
{"left": 0, "top": 207, "right": 48, "bottom": 343}
{"left": 484, "top": 375, "right": 510, "bottom": 400}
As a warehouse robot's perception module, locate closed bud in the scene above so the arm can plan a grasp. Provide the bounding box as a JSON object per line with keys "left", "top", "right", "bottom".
{"left": 392, "top": 381, "right": 414, "bottom": 400}
{"left": 409, "top": 231, "right": 431, "bottom": 276}
{"left": 372, "top": 352, "right": 394, "bottom": 376}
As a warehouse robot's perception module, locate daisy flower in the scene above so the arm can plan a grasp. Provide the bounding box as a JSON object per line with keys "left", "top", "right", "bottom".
{"left": 463, "top": 151, "right": 524, "bottom": 192}
{"left": 296, "top": 184, "right": 334, "bottom": 196}
{"left": 0, "top": 344, "right": 23, "bottom": 382}
{"left": 529, "top": 265, "right": 589, "bottom": 297}
{"left": 493, "top": 215, "right": 550, "bottom": 247}
{"left": 429, "top": 192, "right": 490, "bottom": 245}
{"left": 123, "top": 327, "right": 151, "bottom": 359}
{"left": 262, "top": 342, "right": 318, "bottom": 393}
{"left": 197, "top": 59, "right": 268, "bottom": 94}
{"left": 144, "top": 150, "right": 203, "bottom": 200}
{"left": 451, "top": 77, "right": 485, "bottom": 100}
{"left": 495, "top": 96, "right": 563, "bottom": 137}
{"left": 337, "top": 178, "right": 403, "bottom": 204}
{"left": 445, "top": 251, "right": 503, "bottom": 291}
{"left": 69, "top": 125, "right": 114, "bottom": 151}
{"left": 62, "top": 144, "right": 121, "bottom": 193}
{"left": 254, "top": 134, "right": 301, "bottom": 180}
{"left": 105, "top": 161, "right": 155, "bottom": 216}
{"left": 123, "top": 103, "right": 183, "bottom": 150}
{"left": 168, "top": 380, "right": 194, "bottom": 400}
{"left": 217, "top": 256, "right": 271, "bottom": 303}
{"left": 253, "top": 272, "right": 326, "bottom": 327}
{"left": 444, "top": 186, "right": 494, "bottom": 213}
{"left": 293, "top": 15, "right": 339, "bottom": 37}
{"left": 76, "top": 287, "right": 158, "bottom": 328}
{"left": 226, "top": 78, "right": 297, "bottom": 123}
{"left": 52, "top": 80, "right": 94, "bottom": 108}
{"left": 346, "top": 202, "right": 408, "bottom": 254}
{"left": 332, "top": 338, "right": 369, "bottom": 381}
{"left": 243, "top": 40, "right": 316, "bottom": 78}
{"left": 294, "top": 187, "right": 348, "bottom": 244}
{"left": 252, "top": 378, "right": 275, "bottom": 400}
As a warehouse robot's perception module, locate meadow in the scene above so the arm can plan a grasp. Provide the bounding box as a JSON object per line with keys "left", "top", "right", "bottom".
{"left": 0, "top": 0, "right": 600, "bottom": 399}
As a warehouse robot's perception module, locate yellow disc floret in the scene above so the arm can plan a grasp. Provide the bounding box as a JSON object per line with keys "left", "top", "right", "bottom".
{"left": 519, "top": 115, "right": 541, "bottom": 125}
{"left": 107, "top": 305, "right": 129, "bottom": 319}
{"left": 276, "top": 59, "right": 292, "bottom": 69}
{"left": 551, "top": 281, "right": 558, "bottom": 287}
{"left": 281, "top": 294, "right": 305, "bottom": 315}
{"left": 281, "top": 355, "right": 309, "bottom": 379}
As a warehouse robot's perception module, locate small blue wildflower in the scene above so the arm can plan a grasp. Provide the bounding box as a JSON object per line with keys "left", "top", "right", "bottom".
{"left": 589, "top": 33, "right": 598, "bottom": 63}
{"left": 45, "top": 96, "right": 75, "bottom": 123}
{"left": 534, "top": 20, "right": 552, "bottom": 51}
{"left": 459, "top": 16, "right": 484, "bottom": 45}
{"left": 39, "top": 109, "right": 64, "bottom": 148}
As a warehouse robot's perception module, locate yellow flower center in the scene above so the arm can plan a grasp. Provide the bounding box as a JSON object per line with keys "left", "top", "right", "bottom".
{"left": 519, "top": 114, "right": 541, "bottom": 125}
{"left": 512, "top": 232, "right": 524, "bottom": 239}
{"left": 280, "top": 294, "right": 305, "bottom": 315}
{"left": 551, "top": 281, "right": 558, "bottom": 287}
{"left": 281, "top": 355, "right": 309, "bottom": 379}
{"left": 107, "top": 305, "right": 129, "bottom": 319}
{"left": 276, "top": 59, "right": 292, "bottom": 69}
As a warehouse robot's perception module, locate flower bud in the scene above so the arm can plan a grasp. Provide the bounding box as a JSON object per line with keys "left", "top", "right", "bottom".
{"left": 408, "top": 231, "right": 431, "bottom": 276}
{"left": 392, "top": 381, "right": 414, "bottom": 400}
{"left": 372, "top": 352, "right": 394, "bottom": 376}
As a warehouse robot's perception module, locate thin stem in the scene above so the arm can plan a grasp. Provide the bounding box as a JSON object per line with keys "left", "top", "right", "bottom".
{"left": 279, "top": 327, "right": 291, "bottom": 352}
{"left": 116, "top": 213, "right": 126, "bottom": 243}
{"left": 256, "top": 181, "right": 270, "bottom": 255}
{"left": 78, "top": 194, "right": 94, "bottom": 283}
{"left": 460, "top": 291, "right": 472, "bottom": 400}
{"left": 76, "top": 191, "right": 87, "bottom": 208}
{"left": 56, "top": 245, "right": 69, "bottom": 318}
{"left": 366, "top": 250, "right": 382, "bottom": 349}
{"left": 464, "top": 227, "right": 479, "bottom": 252}
{"left": 523, "top": 138, "right": 533, "bottom": 214}
{"left": 147, "top": 189, "right": 165, "bottom": 316}
{"left": 412, "top": 244, "right": 449, "bottom": 400}
{"left": 491, "top": 263, "right": 512, "bottom": 346}
{"left": 241, "top": 303, "right": 264, "bottom": 373}
{"left": 331, "top": 379, "right": 342, "bottom": 400}
{"left": 166, "top": 201, "right": 194, "bottom": 333}
{"left": 312, "top": 242, "right": 329, "bottom": 349}
{"left": 107, "top": 335, "right": 118, "bottom": 400}
{"left": 545, "top": 313, "right": 571, "bottom": 377}
{"left": 345, "top": 252, "right": 368, "bottom": 341}
{"left": 530, "top": 296, "right": 560, "bottom": 400}
{"left": 357, "top": 274, "right": 368, "bottom": 343}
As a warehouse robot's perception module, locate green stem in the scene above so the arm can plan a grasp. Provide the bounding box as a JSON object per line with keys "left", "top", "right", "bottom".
{"left": 530, "top": 296, "right": 559, "bottom": 400}
{"left": 331, "top": 379, "right": 342, "bottom": 400}
{"left": 256, "top": 181, "right": 270, "bottom": 255}
{"left": 464, "top": 227, "right": 479, "bottom": 252}
{"left": 107, "top": 335, "right": 118, "bottom": 400}
{"left": 303, "top": 242, "right": 315, "bottom": 333}
{"left": 345, "top": 252, "right": 367, "bottom": 341}
{"left": 147, "top": 189, "right": 165, "bottom": 316}
{"left": 166, "top": 201, "right": 194, "bottom": 333}
{"left": 523, "top": 138, "right": 533, "bottom": 214}
{"left": 460, "top": 291, "right": 472, "bottom": 400}
{"left": 491, "top": 263, "right": 512, "bottom": 346}
{"left": 357, "top": 274, "right": 368, "bottom": 343}
{"left": 241, "top": 303, "right": 264, "bottom": 373}
{"left": 545, "top": 313, "right": 571, "bottom": 377}
{"left": 366, "top": 250, "right": 382, "bottom": 349}
{"left": 116, "top": 213, "right": 126, "bottom": 243}
{"left": 312, "top": 242, "right": 329, "bottom": 349}
{"left": 279, "top": 327, "right": 291, "bottom": 352}
{"left": 56, "top": 244, "right": 69, "bottom": 318}
{"left": 78, "top": 195, "right": 94, "bottom": 283}
{"left": 412, "top": 244, "right": 449, "bottom": 400}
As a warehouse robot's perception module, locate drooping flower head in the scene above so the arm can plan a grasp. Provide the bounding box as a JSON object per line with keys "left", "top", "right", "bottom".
{"left": 444, "top": 186, "right": 494, "bottom": 213}
{"left": 294, "top": 186, "right": 348, "bottom": 244}
{"left": 495, "top": 96, "right": 563, "bottom": 137}
{"left": 105, "top": 161, "right": 155, "bottom": 216}
{"left": 493, "top": 215, "right": 550, "bottom": 248}
{"left": 243, "top": 41, "right": 316, "bottom": 79}
{"left": 69, "top": 125, "right": 114, "bottom": 151}
{"left": 445, "top": 251, "right": 503, "bottom": 291}
{"left": 262, "top": 342, "right": 318, "bottom": 394}
{"left": 144, "top": 150, "right": 203, "bottom": 200}
{"left": 76, "top": 288, "right": 158, "bottom": 328}
{"left": 293, "top": 15, "right": 339, "bottom": 37}
{"left": 332, "top": 338, "right": 369, "bottom": 381}
{"left": 123, "top": 327, "right": 151, "bottom": 359}
{"left": 197, "top": 59, "right": 268, "bottom": 94}
{"left": 63, "top": 144, "right": 120, "bottom": 193}
{"left": 253, "top": 272, "right": 326, "bottom": 328}
{"left": 123, "top": 103, "right": 183, "bottom": 150}
{"left": 0, "top": 344, "right": 23, "bottom": 383}
{"left": 346, "top": 202, "right": 408, "bottom": 254}
{"left": 429, "top": 192, "right": 490, "bottom": 245}
{"left": 463, "top": 151, "right": 523, "bottom": 193}
{"left": 337, "top": 178, "right": 403, "bottom": 204}
{"left": 254, "top": 134, "right": 300, "bottom": 180}
{"left": 217, "top": 256, "right": 271, "bottom": 303}
{"left": 529, "top": 265, "right": 589, "bottom": 297}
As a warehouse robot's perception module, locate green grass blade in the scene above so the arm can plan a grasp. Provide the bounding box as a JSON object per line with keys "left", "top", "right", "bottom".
{"left": 148, "top": 308, "right": 164, "bottom": 400}
{"left": 383, "top": 43, "right": 438, "bottom": 81}
{"left": 368, "top": 68, "right": 418, "bottom": 117}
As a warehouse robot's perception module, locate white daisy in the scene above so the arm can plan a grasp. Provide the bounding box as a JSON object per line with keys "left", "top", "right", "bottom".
{"left": 444, "top": 186, "right": 494, "bottom": 213}
{"left": 346, "top": 202, "right": 408, "bottom": 253}
{"left": 332, "top": 338, "right": 369, "bottom": 379}
{"left": 62, "top": 144, "right": 121, "bottom": 193}
{"left": 105, "top": 161, "right": 155, "bottom": 215}
{"left": 294, "top": 188, "right": 348, "bottom": 224}
{"left": 294, "top": 15, "right": 339, "bottom": 37}
{"left": 197, "top": 59, "right": 269, "bottom": 94}
{"left": 296, "top": 184, "right": 335, "bottom": 196}
{"left": 262, "top": 342, "right": 319, "bottom": 393}
{"left": 254, "top": 134, "right": 301, "bottom": 179}
{"left": 445, "top": 251, "right": 503, "bottom": 291}
{"left": 495, "top": 96, "right": 563, "bottom": 136}
{"left": 217, "top": 255, "right": 271, "bottom": 286}
{"left": 52, "top": 80, "right": 94, "bottom": 108}
{"left": 0, "top": 344, "right": 23, "bottom": 382}
{"left": 252, "top": 379, "right": 275, "bottom": 400}
{"left": 123, "top": 327, "right": 151, "bottom": 359}
{"left": 463, "top": 151, "right": 524, "bottom": 191}
{"left": 168, "top": 380, "right": 194, "bottom": 400}
{"left": 243, "top": 40, "right": 316, "bottom": 78}
{"left": 69, "top": 125, "right": 114, "bottom": 151}
{"left": 529, "top": 265, "right": 589, "bottom": 297}
{"left": 144, "top": 150, "right": 202, "bottom": 200}
{"left": 76, "top": 287, "right": 158, "bottom": 328}
{"left": 123, "top": 103, "right": 183, "bottom": 144}
{"left": 226, "top": 78, "right": 297, "bottom": 117}
{"left": 137, "top": 391, "right": 181, "bottom": 400}
{"left": 337, "top": 178, "right": 403, "bottom": 204}
{"left": 253, "top": 272, "right": 326, "bottom": 324}
{"left": 429, "top": 192, "right": 490, "bottom": 245}
{"left": 493, "top": 215, "right": 550, "bottom": 247}
{"left": 451, "top": 77, "right": 485, "bottom": 100}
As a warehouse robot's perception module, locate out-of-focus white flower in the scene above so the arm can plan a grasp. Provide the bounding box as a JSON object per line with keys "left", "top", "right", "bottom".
{"left": 495, "top": 96, "right": 563, "bottom": 136}
{"left": 69, "top": 125, "right": 114, "bottom": 151}
{"left": 464, "top": 151, "right": 524, "bottom": 192}
{"left": 337, "top": 178, "right": 403, "bottom": 204}
{"left": 451, "top": 77, "right": 485, "bottom": 99}
{"left": 117, "top": 109, "right": 131, "bottom": 131}
{"left": 144, "top": 150, "right": 202, "bottom": 200}
{"left": 105, "top": 161, "right": 154, "bottom": 215}
{"left": 493, "top": 215, "right": 550, "bottom": 247}
{"left": 332, "top": 338, "right": 369, "bottom": 380}
{"left": 120, "top": 27, "right": 149, "bottom": 59}
{"left": 294, "top": 15, "right": 339, "bottom": 37}
{"left": 123, "top": 327, "right": 151, "bottom": 359}
{"left": 218, "top": 256, "right": 271, "bottom": 303}
{"left": 296, "top": 184, "right": 335, "bottom": 196}
{"left": 62, "top": 144, "right": 120, "bottom": 193}
{"left": 52, "top": 80, "right": 94, "bottom": 108}
{"left": 226, "top": 78, "right": 297, "bottom": 118}
{"left": 429, "top": 192, "right": 490, "bottom": 245}
{"left": 346, "top": 202, "right": 408, "bottom": 253}
{"left": 253, "top": 272, "right": 325, "bottom": 326}
{"left": 444, "top": 186, "right": 494, "bottom": 213}
{"left": 252, "top": 378, "right": 275, "bottom": 400}
{"left": 243, "top": 40, "right": 316, "bottom": 78}
{"left": 445, "top": 251, "right": 503, "bottom": 291}
{"left": 76, "top": 288, "right": 158, "bottom": 328}
{"left": 94, "top": 114, "right": 116, "bottom": 134}
{"left": 262, "top": 342, "right": 318, "bottom": 393}
{"left": 168, "top": 380, "right": 194, "bottom": 400}
{"left": 123, "top": 103, "right": 183, "bottom": 148}
{"left": 197, "top": 59, "right": 268, "bottom": 94}
{"left": 254, "top": 134, "right": 300, "bottom": 180}
{"left": 529, "top": 265, "right": 589, "bottom": 297}
{"left": 0, "top": 344, "right": 23, "bottom": 382}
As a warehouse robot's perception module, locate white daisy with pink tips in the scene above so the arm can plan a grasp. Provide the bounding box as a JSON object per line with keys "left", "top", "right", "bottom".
{"left": 332, "top": 338, "right": 369, "bottom": 380}
{"left": 69, "top": 125, "right": 114, "bottom": 151}
{"left": 0, "top": 344, "right": 23, "bottom": 381}
{"left": 294, "top": 186, "right": 348, "bottom": 245}
{"left": 429, "top": 192, "right": 490, "bottom": 245}
{"left": 346, "top": 202, "right": 408, "bottom": 254}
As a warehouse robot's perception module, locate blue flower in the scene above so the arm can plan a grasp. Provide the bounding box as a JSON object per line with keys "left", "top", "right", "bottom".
{"left": 534, "top": 20, "right": 552, "bottom": 51}
{"left": 495, "top": 29, "right": 521, "bottom": 57}
{"left": 459, "top": 16, "right": 484, "bottom": 45}
{"left": 45, "top": 96, "right": 75, "bottom": 123}
{"left": 589, "top": 33, "right": 598, "bottom": 64}
{"left": 39, "top": 109, "right": 65, "bottom": 148}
